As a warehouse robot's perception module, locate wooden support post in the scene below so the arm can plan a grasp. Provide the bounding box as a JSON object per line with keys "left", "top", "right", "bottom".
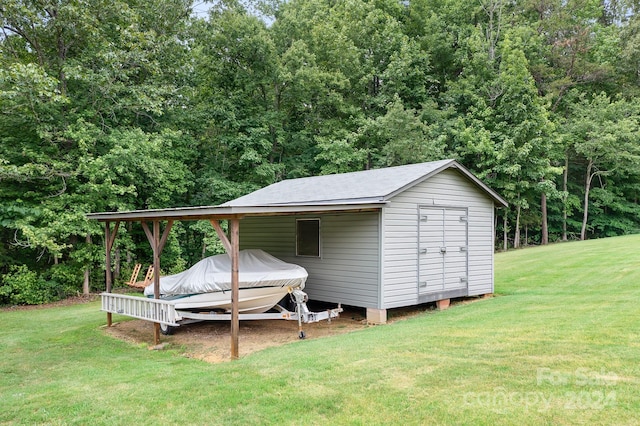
{"left": 209, "top": 217, "right": 241, "bottom": 359}
{"left": 230, "top": 218, "right": 240, "bottom": 360}
{"left": 141, "top": 220, "right": 174, "bottom": 346}
{"left": 104, "top": 221, "right": 120, "bottom": 327}
{"left": 152, "top": 220, "right": 161, "bottom": 345}
{"left": 105, "top": 223, "right": 112, "bottom": 327}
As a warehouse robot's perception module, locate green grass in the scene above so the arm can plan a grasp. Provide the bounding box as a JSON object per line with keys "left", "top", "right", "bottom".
{"left": 2, "top": 235, "right": 639, "bottom": 425}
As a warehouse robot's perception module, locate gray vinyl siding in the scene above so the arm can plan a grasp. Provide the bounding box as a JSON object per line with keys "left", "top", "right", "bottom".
{"left": 239, "top": 212, "right": 381, "bottom": 308}
{"left": 382, "top": 169, "right": 495, "bottom": 308}
{"left": 238, "top": 168, "right": 496, "bottom": 312}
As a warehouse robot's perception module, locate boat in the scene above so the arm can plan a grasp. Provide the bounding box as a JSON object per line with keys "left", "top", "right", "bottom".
{"left": 143, "top": 249, "right": 308, "bottom": 313}
{"left": 101, "top": 249, "right": 339, "bottom": 338}
{"left": 155, "top": 286, "right": 296, "bottom": 314}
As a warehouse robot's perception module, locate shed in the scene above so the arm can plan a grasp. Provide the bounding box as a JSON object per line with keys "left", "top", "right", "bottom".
{"left": 89, "top": 159, "right": 506, "bottom": 354}
{"left": 221, "top": 159, "right": 507, "bottom": 323}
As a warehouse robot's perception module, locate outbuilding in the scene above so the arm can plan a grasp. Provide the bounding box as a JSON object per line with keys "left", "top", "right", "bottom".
{"left": 220, "top": 158, "right": 507, "bottom": 323}
{"left": 90, "top": 159, "right": 506, "bottom": 355}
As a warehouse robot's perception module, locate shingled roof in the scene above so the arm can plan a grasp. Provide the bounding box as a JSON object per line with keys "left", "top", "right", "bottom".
{"left": 222, "top": 159, "right": 507, "bottom": 208}
{"left": 88, "top": 159, "right": 506, "bottom": 222}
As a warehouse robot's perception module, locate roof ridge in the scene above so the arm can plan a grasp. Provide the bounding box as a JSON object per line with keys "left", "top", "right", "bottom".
{"left": 222, "top": 159, "right": 457, "bottom": 207}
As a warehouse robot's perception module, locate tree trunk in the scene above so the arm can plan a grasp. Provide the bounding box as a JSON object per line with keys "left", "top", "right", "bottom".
{"left": 494, "top": 212, "right": 498, "bottom": 250}
{"left": 562, "top": 154, "right": 569, "bottom": 241}
{"left": 503, "top": 214, "right": 508, "bottom": 251}
{"left": 114, "top": 248, "right": 121, "bottom": 281}
{"left": 83, "top": 268, "right": 90, "bottom": 295}
{"left": 126, "top": 222, "right": 133, "bottom": 265}
{"left": 580, "top": 160, "right": 594, "bottom": 241}
{"left": 482, "top": 0, "right": 503, "bottom": 62}
{"left": 514, "top": 203, "right": 521, "bottom": 248}
{"left": 83, "top": 234, "right": 91, "bottom": 294}
{"left": 541, "top": 191, "right": 548, "bottom": 245}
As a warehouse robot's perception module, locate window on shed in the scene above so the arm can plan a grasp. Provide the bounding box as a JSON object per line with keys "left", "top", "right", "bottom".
{"left": 296, "top": 218, "right": 320, "bottom": 257}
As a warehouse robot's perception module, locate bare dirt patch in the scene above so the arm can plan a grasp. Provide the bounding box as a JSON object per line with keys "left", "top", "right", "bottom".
{"left": 104, "top": 306, "right": 373, "bottom": 363}
{"left": 103, "top": 302, "right": 440, "bottom": 363}
{"left": 102, "top": 296, "right": 489, "bottom": 363}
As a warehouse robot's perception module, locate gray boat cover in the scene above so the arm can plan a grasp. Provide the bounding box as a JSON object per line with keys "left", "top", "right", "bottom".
{"left": 143, "top": 249, "right": 307, "bottom": 296}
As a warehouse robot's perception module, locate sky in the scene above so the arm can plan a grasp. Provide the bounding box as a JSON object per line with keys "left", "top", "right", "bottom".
{"left": 191, "top": 1, "right": 212, "bottom": 19}
{"left": 190, "top": 1, "right": 273, "bottom": 24}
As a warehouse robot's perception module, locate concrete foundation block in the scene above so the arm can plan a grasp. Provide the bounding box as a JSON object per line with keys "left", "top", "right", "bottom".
{"left": 366, "top": 308, "right": 387, "bottom": 324}
{"left": 436, "top": 298, "right": 450, "bottom": 310}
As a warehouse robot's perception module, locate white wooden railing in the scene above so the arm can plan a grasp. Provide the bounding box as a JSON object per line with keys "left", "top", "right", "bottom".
{"left": 101, "top": 293, "right": 180, "bottom": 326}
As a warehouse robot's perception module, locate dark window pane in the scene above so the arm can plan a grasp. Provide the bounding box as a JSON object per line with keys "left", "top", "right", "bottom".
{"left": 297, "top": 219, "right": 320, "bottom": 257}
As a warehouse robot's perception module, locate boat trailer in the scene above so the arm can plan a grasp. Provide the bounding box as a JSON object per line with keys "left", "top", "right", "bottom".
{"left": 101, "top": 289, "right": 342, "bottom": 339}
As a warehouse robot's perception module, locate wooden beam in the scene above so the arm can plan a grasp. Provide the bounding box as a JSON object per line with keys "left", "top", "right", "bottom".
{"left": 210, "top": 219, "right": 232, "bottom": 255}
{"left": 141, "top": 221, "right": 153, "bottom": 248}
{"left": 229, "top": 218, "right": 240, "bottom": 360}
{"left": 106, "top": 221, "right": 120, "bottom": 253}
{"left": 104, "top": 221, "right": 120, "bottom": 326}
{"left": 142, "top": 220, "right": 173, "bottom": 255}
{"left": 158, "top": 220, "right": 174, "bottom": 254}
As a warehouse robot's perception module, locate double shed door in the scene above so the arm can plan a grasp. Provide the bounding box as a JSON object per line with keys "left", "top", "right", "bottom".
{"left": 418, "top": 206, "right": 468, "bottom": 294}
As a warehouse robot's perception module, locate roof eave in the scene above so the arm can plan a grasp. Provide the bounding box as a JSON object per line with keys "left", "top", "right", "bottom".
{"left": 86, "top": 202, "right": 388, "bottom": 222}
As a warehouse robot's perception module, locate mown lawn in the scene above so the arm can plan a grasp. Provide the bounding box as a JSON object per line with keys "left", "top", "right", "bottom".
{"left": 1, "top": 235, "right": 639, "bottom": 425}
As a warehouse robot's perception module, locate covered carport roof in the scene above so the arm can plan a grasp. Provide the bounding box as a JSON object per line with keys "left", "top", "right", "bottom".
{"left": 85, "top": 200, "right": 388, "bottom": 222}
{"left": 87, "top": 201, "right": 388, "bottom": 360}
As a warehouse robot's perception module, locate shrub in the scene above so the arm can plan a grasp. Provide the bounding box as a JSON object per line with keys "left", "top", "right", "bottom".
{"left": 48, "top": 263, "right": 83, "bottom": 296}
{"left": 0, "top": 265, "right": 58, "bottom": 305}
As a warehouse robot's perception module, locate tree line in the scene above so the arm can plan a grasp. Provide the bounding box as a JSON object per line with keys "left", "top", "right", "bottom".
{"left": 1, "top": 0, "right": 639, "bottom": 303}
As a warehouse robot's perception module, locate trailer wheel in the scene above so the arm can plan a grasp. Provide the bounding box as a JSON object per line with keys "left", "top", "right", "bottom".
{"left": 160, "top": 323, "right": 175, "bottom": 335}
{"left": 298, "top": 331, "right": 306, "bottom": 340}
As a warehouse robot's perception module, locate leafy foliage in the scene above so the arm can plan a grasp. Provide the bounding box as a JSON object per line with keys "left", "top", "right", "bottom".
{"left": 0, "top": 265, "right": 58, "bottom": 305}
{"left": 1, "top": 0, "right": 640, "bottom": 303}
